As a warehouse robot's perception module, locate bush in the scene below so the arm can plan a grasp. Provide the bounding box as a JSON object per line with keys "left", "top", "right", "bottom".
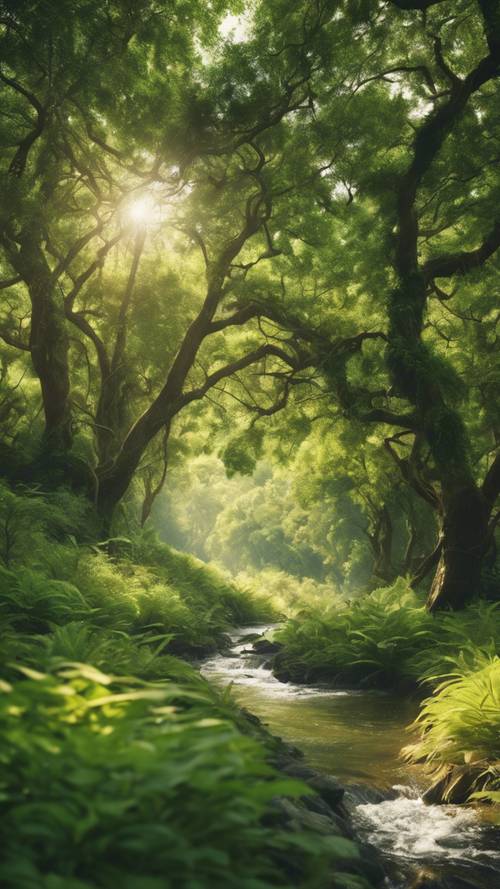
{"left": 274, "top": 579, "right": 500, "bottom": 689}
{"left": 126, "top": 528, "right": 277, "bottom": 631}
{"left": 0, "top": 567, "right": 94, "bottom": 633}
{"left": 274, "top": 579, "right": 434, "bottom": 685}
{"left": 404, "top": 656, "right": 500, "bottom": 804}
{"left": 0, "top": 666, "right": 365, "bottom": 889}
{"left": 234, "top": 568, "right": 344, "bottom": 617}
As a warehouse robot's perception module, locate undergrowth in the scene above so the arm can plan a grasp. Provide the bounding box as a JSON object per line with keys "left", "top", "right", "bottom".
{"left": 0, "top": 483, "right": 373, "bottom": 888}
{"left": 273, "top": 579, "right": 500, "bottom": 688}
{"left": 0, "top": 664, "right": 364, "bottom": 889}
{"left": 404, "top": 655, "right": 500, "bottom": 807}
{"left": 0, "top": 482, "right": 275, "bottom": 656}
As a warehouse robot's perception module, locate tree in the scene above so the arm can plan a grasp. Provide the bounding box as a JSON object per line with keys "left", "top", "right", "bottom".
{"left": 212, "top": 0, "right": 500, "bottom": 608}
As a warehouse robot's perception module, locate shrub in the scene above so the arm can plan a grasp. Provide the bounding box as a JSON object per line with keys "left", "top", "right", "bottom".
{"left": 274, "top": 578, "right": 434, "bottom": 685}
{"left": 404, "top": 656, "right": 500, "bottom": 803}
{"left": 274, "top": 580, "right": 500, "bottom": 689}
{"left": 0, "top": 566, "right": 94, "bottom": 633}
{"left": 0, "top": 666, "right": 364, "bottom": 889}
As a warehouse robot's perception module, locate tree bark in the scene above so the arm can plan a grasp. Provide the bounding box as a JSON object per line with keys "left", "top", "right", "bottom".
{"left": 21, "top": 239, "right": 73, "bottom": 451}
{"left": 94, "top": 232, "right": 145, "bottom": 467}
{"left": 140, "top": 425, "right": 170, "bottom": 527}
{"left": 427, "top": 483, "right": 490, "bottom": 611}
{"left": 370, "top": 505, "right": 394, "bottom": 582}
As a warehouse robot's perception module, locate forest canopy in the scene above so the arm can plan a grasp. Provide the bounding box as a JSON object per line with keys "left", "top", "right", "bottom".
{"left": 0, "top": 0, "right": 499, "bottom": 612}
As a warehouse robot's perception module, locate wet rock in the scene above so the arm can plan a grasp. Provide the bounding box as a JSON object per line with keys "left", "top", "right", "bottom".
{"left": 346, "top": 783, "right": 399, "bottom": 805}
{"left": 307, "top": 774, "right": 345, "bottom": 808}
{"left": 236, "top": 633, "right": 262, "bottom": 644}
{"left": 408, "top": 870, "right": 448, "bottom": 889}
{"left": 301, "top": 792, "right": 337, "bottom": 818}
{"left": 280, "top": 798, "right": 338, "bottom": 835}
{"left": 252, "top": 638, "right": 283, "bottom": 655}
{"left": 280, "top": 762, "right": 318, "bottom": 780}
{"left": 422, "top": 765, "right": 488, "bottom": 805}
{"left": 406, "top": 869, "right": 481, "bottom": 889}
{"left": 281, "top": 763, "right": 344, "bottom": 804}
{"left": 422, "top": 774, "right": 449, "bottom": 805}
{"left": 355, "top": 842, "right": 387, "bottom": 886}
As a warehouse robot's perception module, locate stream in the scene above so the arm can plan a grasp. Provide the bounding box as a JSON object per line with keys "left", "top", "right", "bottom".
{"left": 202, "top": 626, "right": 500, "bottom": 889}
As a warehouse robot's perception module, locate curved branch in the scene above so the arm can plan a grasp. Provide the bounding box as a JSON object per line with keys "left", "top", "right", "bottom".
{"left": 0, "top": 328, "right": 30, "bottom": 351}
{"left": 0, "top": 276, "right": 22, "bottom": 290}
{"left": 178, "top": 343, "right": 304, "bottom": 410}
{"left": 423, "top": 219, "right": 500, "bottom": 281}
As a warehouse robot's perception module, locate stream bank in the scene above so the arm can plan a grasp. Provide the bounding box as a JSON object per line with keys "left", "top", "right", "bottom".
{"left": 202, "top": 626, "right": 500, "bottom": 889}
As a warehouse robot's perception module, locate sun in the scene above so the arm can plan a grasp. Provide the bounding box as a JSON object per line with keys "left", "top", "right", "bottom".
{"left": 125, "top": 194, "right": 156, "bottom": 227}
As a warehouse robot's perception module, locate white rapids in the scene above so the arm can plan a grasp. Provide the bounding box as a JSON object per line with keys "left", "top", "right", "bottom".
{"left": 352, "top": 790, "right": 500, "bottom": 869}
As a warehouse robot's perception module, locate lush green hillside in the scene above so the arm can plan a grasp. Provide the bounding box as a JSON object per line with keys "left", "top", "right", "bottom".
{"left": 0, "top": 483, "right": 379, "bottom": 889}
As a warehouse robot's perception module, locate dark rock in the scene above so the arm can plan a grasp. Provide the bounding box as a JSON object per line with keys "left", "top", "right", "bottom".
{"left": 237, "top": 633, "right": 262, "bottom": 644}
{"left": 301, "top": 793, "right": 336, "bottom": 818}
{"left": 252, "top": 638, "right": 283, "bottom": 655}
{"left": 280, "top": 762, "right": 345, "bottom": 806}
{"left": 422, "top": 774, "right": 449, "bottom": 805}
{"left": 355, "top": 843, "right": 387, "bottom": 886}
{"left": 280, "top": 762, "right": 318, "bottom": 780}
{"left": 270, "top": 798, "right": 339, "bottom": 836}
{"left": 422, "top": 765, "right": 488, "bottom": 805}
{"left": 307, "top": 773, "right": 345, "bottom": 808}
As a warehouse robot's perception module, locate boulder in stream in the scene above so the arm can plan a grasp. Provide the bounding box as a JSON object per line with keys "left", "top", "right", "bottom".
{"left": 422, "top": 765, "right": 490, "bottom": 805}
{"left": 252, "top": 638, "right": 283, "bottom": 655}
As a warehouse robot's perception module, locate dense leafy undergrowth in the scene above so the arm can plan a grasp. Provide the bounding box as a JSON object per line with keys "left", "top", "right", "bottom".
{"left": 274, "top": 579, "right": 500, "bottom": 805}
{"left": 0, "top": 664, "right": 367, "bottom": 889}
{"left": 0, "top": 482, "right": 275, "bottom": 659}
{"left": 0, "top": 484, "right": 374, "bottom": 889}
{"left": 404, "top": 655, "right": 500, "bottom": 805}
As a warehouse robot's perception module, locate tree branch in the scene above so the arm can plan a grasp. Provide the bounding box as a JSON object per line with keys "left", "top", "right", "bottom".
{"left": 422, "top": 219, "right": 500, "bottom": 281}
{"left": 177, "top": 343, "right": 304, "bottom": 410}
{"left": 0, "top": 276, "right": 22, "bottom": 290}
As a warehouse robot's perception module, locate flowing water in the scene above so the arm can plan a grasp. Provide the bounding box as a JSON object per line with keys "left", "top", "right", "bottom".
{"left": 202, "top": 626, "right": 500, "bottom": 889}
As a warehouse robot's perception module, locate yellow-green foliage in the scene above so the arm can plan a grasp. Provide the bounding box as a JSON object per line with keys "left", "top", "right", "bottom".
{"left": 234, "top": 567, "right": 344, "bottom": 617}
{"left": 0, "top": 665, "right": 363, "bottom": 889}
{"left": 408, "top": 656, "right": 500, "bottom": 766}
{"left": 0, "top": 484, "right": 275, "bottom": 654}
{"left": 405, "top": 656, "right": 500, "bottom": 804}
{"left": 274, "top": 579, "right": 434, "bottom": 684}
{"left": 275, "top": 579, "right": 500, "bottom": 688}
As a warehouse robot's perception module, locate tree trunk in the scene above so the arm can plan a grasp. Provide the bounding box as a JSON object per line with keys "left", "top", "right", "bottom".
{"left": 140, "top": 426, "right": 170, "bottom": 527}
{"left": 8, "top": 229, "right": 74, "bottom": 452}
{"left": 29, "top": 269, "right": 72, "bottom": 452}
{"left": 96, "top": 279, "right": 220, "bottom": 518}
{"left": 427, "top": 482, "right": 490, "bottom": 611}
{"left": 371, "top": 505, "right": 394, "bottom": 582}
{"left": 387, "top": 263, "right": 492, "bottom": 608}
{"left": 402, "top": 516, "right": 418, "bottom": 575}
{"left": 29, "top": 258, "right": 73, "bottom": 452}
